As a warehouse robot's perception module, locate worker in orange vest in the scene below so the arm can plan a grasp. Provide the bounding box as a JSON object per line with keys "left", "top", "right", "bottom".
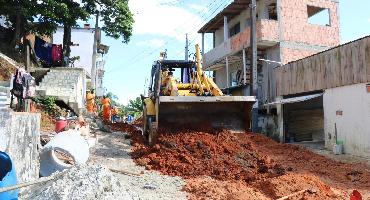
{"left": 101, "top": 95, "right": 111, "bottom": 123}
{"left": 86, "top": 89, "right": 95, "bottom": 114}
{"left": 111, "top": 106, "right": 119, "bottom": 123}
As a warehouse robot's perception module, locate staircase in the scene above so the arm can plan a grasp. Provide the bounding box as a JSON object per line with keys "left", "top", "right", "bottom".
{"left": 0, "top": 80, "right": 12, "bottom": 110}
{"left": 37, "top": 68, "right": 86, "bottom": 115}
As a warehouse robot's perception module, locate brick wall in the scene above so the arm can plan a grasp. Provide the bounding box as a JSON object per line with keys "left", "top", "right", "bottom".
{"left": 281, "top": 48, "right": 318, "bottom": 64}
{"left": 230, "top": 20, "right": 279, "bottom": 52}
{"left": 0, "top": 52, "right": 21, "bottom": 80}
{"left": 280, "top": 0, "right": 340, "bottom": 47}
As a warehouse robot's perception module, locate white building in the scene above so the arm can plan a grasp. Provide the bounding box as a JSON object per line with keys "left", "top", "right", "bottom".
{"left": 273, "top": 36, "right": 370, "bottom": 158}
{"left": 52, "top": 26, "right": 108, "bottom": 97}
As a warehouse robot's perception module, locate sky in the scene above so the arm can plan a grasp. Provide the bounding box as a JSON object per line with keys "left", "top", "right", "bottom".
{"left": 100, "top": 0, "right": 370, "bottom": 105}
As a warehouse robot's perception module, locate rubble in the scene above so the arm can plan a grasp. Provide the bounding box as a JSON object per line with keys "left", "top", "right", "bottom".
{"left": 20, "top": 165, "right": 131, "bottom": 200}
{"left": 88, "top": 129, "right": 187, "bottom": 200}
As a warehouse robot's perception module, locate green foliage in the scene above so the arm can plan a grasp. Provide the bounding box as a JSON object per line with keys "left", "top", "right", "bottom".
{"left": 42, "top": 96, "right": 57, "bottom": 112}
{"left": 83, "top": 0, "right": 134, "bottom": 43}
{"left": 0, "top": 0, "right": 134, "bottom": 54}
{"left": 121, "top": 97, "right": 143, "bottom": 118}
{"left": 34, "top": 96, "right": 65, "bottom": 116}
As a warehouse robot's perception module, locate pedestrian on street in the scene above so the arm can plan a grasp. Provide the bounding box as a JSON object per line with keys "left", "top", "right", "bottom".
{"left": 86, "top": 89, "right": 95, "bottom": 114}
{"left": 101, "top": 95, "right": 111, "bottom": 123}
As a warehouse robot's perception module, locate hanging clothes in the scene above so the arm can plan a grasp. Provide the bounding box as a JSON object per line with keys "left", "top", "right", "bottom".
{"left": 52, "top": 44, "right": 63, "bottom": 66}
{"left": 35, "top": 36, "right": 52, "bottom": 66}
{"left": 12, "top": 68, "right": 26, "bottom": 98}
{"left": 12, "top": 69, "right": 35, "bottom": 99}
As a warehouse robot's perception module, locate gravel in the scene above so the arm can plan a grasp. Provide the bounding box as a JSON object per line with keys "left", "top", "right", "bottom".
{"left": 20, "top": 165, "right": 132, "bottom": 200}
{"left": 22, "top": 123, "right": 187, "bottom": 200}
{"left": 88, "top": 130, "right": 188, "bottom": 200}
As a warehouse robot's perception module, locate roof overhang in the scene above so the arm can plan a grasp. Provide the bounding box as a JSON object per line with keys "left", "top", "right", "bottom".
{"left": 265, "top": 93, "right": 323, "bottom": 106}
{"left": 158, "top": 60, "right": 195, "bottom": 69}
{"left": 198, "top": 0, "right": 251, "bottom": 33}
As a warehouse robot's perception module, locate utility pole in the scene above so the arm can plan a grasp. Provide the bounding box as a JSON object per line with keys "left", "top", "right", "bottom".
{"left": 185, "top": 33, "right": 189, "bottom": 61}
{"left": 250, "top": 0, "right": 258, "bottom": 132}
{"left": 91, "top": 12, "right": 99, "bottom": 90}
{"left": 182, "top": 34, "right": 189, "bottom": 83}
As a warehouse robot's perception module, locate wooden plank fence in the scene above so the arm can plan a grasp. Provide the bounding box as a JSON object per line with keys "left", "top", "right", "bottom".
{"left": 275, "top": 36, "right": 370, "bottom": 96}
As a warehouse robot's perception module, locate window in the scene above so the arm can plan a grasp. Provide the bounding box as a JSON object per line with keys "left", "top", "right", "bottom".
{"left": 268, "top": 3, "right": 277, "bottom": 20}
{"left": 230, "top": 71, "right": 238, "bottom": 87}
{"left": 229, "top": 22, "right": 240, "bottom": 37}
{"left": 307, "top": 5, "right": 330, "bottom": 26}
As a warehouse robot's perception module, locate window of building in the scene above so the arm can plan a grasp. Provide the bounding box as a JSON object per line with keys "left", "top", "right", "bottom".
{"left": 307, "top": 5, "right": 330, "bottom": 26}
{"left": 229, "top": 22, "right": 240, "bottom": 37}
{"left": 268, "top": 3, "right": 277, "bottom": 20}
{"left": 230, "top": 71, "right": 238, "bottom": 87}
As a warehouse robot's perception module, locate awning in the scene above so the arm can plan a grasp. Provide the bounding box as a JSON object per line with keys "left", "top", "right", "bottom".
{"left": 265, "top": 93, "right": 323, "bottom": 106}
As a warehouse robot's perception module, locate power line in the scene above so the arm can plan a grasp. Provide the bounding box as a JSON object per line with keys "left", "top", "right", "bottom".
{"left": 106, "top": 0, "right": 231, "bottom": 74}
{"left": 172, "top": 0, "right": 232, "bottom": 58}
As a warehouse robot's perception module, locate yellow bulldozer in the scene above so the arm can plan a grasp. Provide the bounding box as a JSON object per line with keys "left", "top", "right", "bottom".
{"left": 142, "top": 44, "right": 256, "bottom": 144}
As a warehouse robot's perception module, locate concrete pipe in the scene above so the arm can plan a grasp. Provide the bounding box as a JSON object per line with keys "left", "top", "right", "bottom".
{"left": 40, "top": 130, "right": 89, "bottom": 177}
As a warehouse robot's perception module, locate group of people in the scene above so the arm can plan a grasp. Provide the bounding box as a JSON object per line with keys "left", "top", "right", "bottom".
{"left": 86, "top": 89, "right": 119, "bottom": 123}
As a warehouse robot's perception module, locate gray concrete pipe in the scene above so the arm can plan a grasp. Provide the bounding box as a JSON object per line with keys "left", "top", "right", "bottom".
{"left": 39, "top": 130, "right": 89, "bottom": 177}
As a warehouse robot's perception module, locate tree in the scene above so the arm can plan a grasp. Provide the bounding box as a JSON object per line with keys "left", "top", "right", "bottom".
{"left": 122, "top": 97, "right": 143, "bottom": 118}
{"left": 0, "top": 0, "right": 134, "bottom": 62}
{"left": 105, "top": 91, "right": 120, "bottom": 107}
{"left": 0, "top": 0, "right": 87, "bottom": 57}
{"left": 0, "top": 0, "right": 42, "bottom": 48}
{"left": 37, "top": 0, "right": 90, "bottom": 60}
{"left": 84, "top": 0, "right": 134, "bottom": 43}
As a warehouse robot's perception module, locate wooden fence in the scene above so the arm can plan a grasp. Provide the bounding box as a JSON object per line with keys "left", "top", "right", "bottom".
{"left": 275, "top": 36, "right": 370, "bottom": 96}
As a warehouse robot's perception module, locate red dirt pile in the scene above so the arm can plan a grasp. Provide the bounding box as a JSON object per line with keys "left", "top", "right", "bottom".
{"left": 131, "top": 128, "right": 278, "bottom": 182}
{"left": 126, "top": 124, "right": 370, "bottom": 199}
{"left": 109, "top": 122, "right": 140, "bottom": 134}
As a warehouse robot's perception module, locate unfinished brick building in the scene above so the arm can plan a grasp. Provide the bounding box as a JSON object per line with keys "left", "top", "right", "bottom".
{"left": 198, "top": 0, "right": 340, "bottom": 135}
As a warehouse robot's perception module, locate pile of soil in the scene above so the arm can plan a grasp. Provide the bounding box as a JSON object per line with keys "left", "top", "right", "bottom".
{"left": 127, "top": 124, "right": 370, "bottom": 199}
{"left": 131, "top": 129, "right": 276, "bottom": 181}
{"left": 132, "top": 117, "right": 143, "bottom": 126}
{"left": 109, "top": 122, "right": 140, "bottom": 134}
{"left": 35, "top": 106, "right": 55, "bottom": 133}
{"left": 185, "top": 174, "right": 342, "bottom": 200}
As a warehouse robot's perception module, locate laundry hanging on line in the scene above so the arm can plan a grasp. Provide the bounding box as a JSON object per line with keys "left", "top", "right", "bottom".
{"left": 12, "top": 68, "right": 36, "bottom": 99}
{"left": 34, "top": 36, "right": 63, "bottom": 67}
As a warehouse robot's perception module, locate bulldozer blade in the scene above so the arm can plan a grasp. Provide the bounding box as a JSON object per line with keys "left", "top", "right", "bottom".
{"left": 158, "top": 96, "right": 256, "bottom": 131}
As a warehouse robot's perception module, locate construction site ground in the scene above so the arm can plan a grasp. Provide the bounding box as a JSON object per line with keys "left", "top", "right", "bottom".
{"left": 89, "top": 122, "right": 370, "bottom": 200}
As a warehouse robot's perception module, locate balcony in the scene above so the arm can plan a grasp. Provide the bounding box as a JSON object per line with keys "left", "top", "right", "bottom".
{"left": 203, "top": 19, "right": 279, "bottom": 68}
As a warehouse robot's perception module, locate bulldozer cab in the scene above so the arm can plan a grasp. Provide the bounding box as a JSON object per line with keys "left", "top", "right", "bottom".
{"left": 148, "top": 60, "right": 196, "bottom": 98}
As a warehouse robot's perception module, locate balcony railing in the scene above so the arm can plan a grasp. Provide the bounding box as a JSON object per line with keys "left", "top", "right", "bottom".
{"left": 204, "top": 19, "right": 279, "bottom": 68}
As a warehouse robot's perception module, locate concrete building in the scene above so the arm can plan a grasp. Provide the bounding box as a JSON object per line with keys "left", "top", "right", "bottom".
{"left": 52, "top": 26, "right": 109, "bottom": 96}
{"left": 198, "top": 0, "right": 340, "bottom": 135}
{"left": 274, "top": 36, "right": 370, "bottom": 157}
{"left": 37, "top": 68, "right": 87, "bottom": 115}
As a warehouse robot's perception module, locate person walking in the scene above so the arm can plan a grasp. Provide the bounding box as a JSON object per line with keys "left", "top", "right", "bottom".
{"left": 101, "top": 95, "right": 111, "bottom": 123}
{"left": 86, "top": 89, "right": 95, "bottom": 114}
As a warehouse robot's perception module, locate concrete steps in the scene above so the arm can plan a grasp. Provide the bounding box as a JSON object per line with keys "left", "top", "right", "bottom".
{"left": 36, "top": 68, "right": 86, "bottom": 115}
{"left": 0, "top": 81, "right": 11, "bottom": 109}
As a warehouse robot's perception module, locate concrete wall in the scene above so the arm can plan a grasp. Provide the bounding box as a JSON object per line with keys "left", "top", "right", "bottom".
{"left": 0, "top": 110, "right": 41, "bottom": 182}
{"left": 324, "top": 83, "right": 370, "bottom": 157}
{"left": 37, "top": 68, "right": 86, "bottom": 115}
{"left": 53, "top": 27, "right": 95, "bottom": 76}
